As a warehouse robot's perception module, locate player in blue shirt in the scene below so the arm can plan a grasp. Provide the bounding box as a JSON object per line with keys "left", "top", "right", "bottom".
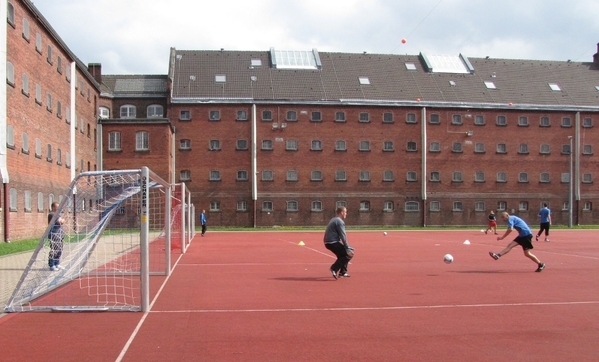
{"left": 489, "top": 212, "right": 545, "bottom": 272}
{"left": 536, "top": 203, "right": 552, "bottom": 242}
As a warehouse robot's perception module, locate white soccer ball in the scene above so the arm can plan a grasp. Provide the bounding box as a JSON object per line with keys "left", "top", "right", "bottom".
{"left": 443, "top": 254, "right": 454, "bottom": 264}
{"left": 383, "top": 232, "right": 387, "bottom": 236}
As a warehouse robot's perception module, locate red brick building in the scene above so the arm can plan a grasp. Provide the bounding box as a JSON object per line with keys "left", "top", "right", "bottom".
{"left": 2, "top": 0, "right": 99, "bottom": 241}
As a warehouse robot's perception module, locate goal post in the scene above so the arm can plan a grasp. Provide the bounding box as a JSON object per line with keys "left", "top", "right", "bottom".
{"left": 4, "top": 167, "right": 186, "bottom": 313}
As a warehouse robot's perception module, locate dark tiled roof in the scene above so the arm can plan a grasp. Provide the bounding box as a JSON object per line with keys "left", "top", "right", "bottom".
{"left": 101, "top": 75, "right": 168, "bottom": 98}
{"left": 169, "top": 49, "right": 599, "bottom": 111}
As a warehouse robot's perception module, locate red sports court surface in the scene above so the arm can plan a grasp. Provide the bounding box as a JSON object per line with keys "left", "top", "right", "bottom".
{"left": 1, "top": 229, "right": 598, "bottom": 361}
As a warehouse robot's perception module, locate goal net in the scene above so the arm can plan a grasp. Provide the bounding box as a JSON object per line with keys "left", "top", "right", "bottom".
{"left": 5, "top": 167, "right": 186, "bottom": 312}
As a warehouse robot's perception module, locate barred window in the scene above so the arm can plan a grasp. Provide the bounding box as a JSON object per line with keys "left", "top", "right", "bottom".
{"left": 262, "top": 140, "right": 273, "bottom": 150}
{"left": 384, "top": 201, "right": 394, "bottom": 211}
{"left": 311, "top": 140, "right": 322, "bottom": 151}
{"left": 518, "top": 172, "right": 529, "bottom": 183}
{"left": 262, "top": 110, "right": 273, "bottom": 121}
{"left": 518, "top": 116, "right": 528, "bottom": 126}
{"left": 430, "top": 113, "right": 440, "bottom": 124}
{"left": 475, "top": 201, "right": 485, "bottom": 211}
{"left": 519, "top": 201, "right": 528, "bottom": 211}
{"left": 406, "top": 141, "right": 417, "bottom": 152}
{"left": 540, "top": 172, "right": 550, "bottom": 183}
{"left": 335, "top": 170, "right": 347, "bottom": 181}
{"left": 405, "top": 201, "right": 419, "bottom": 211}
{"left": 383, "top": 141, "right": 395, "bottom": 151}
{"left": 383, "top": 170, "right": 394, "bottom": 181}
{"left": 237, "top": 110, "right": 248, "bottom": 121}
{"left": 496, "top": 143, "right": 507, "bottom": 153}
{"left": 540, "top": 116, "right": 550, "bottom": 127}
{"left": 582, "top": 173, "right": 592, "bottom": 183}
{"left": 453, "top": 201, "right": 463, "bottom": 211}
{"left": 311, "top": 201, "right": 323, "bottom": 211}
{"left": 452, "top": 171, "right": 462, "bottom": 182}
{"left": 406, "top": 171, "right": 417, "bottom": 182}
{"left": 335, "top": 111, "right": 346, "bottom": 122}
{"left": 475, "top": 142, "right": 485, "bottom": 153}
{"left": 359, "top": 171, "right": 370, "bottom": 182}
{"left": 497, "top": 172, "right": 507, "bottom": 183}
{"left": 475, "top": 171, "right": 485, "bottom": 182}
{"left": 335, "top": 140, "right": 347, "bottom": 151}
{"left": 237, "top": 170, "right": 248, "bottom": 181}
{"left": 496, "top": 115, "right": 507, "bottom": 126}
{"left": 518, "top": 144, "right": 529, "bottom": 154}
{"left": 359, "top": 141, "right": 370, "bottom": 151}
{"left": 430, "top": 171, "right": 440, "bottom": 182}
{"left": 497, "top": 201, "right": 507, "bottom": 211}
{"left": 236, "top": 139, "right": 248, "bottom": 150}
{"left": 311, "top": 111, "right": 322, "bottom": 122}
{"left": 262, "top": 201, "right": 273, "bottom": 211}
{"left": 474, "top": 115, "right": 485, "bottom": 125}
{"left": 237, "top": 201, "right": 248, "bottom": 211}
{"left": 287, "top": 200, "right": 298, "bottom": 211}
{"left": 540, "top": 144, "right": 550, "bottom": 154}
{"left": 359, "top": 112, "right": 370, "bottom": 123}
{"left": 430, "top": 201, "right": 440, "bottom": 211}
{"left": 406, "top": 113, "right": 417, "bottom": 124}
{"left": 286, "top": 110, "right": 297, "bottom": 121}
{"left": 359, "top": 201, "right": 370, "bottom": 211}
{"left": 209, "top": 170, "right": 221, "bottom": 181}
{"left": 452, "top": 142, "right": 463, "bottom": 153}
{"left": 383, "top": 112, "right": 394, "bottom": 123}
{"left": 430, "top": 142, "right": 441, "bottom": 152}
{"left": 452, "top": 114, "right": 462, "bottom": 125}
{"left": 286, "top": 170, "right": 298, "bottom": 181}
{"left": 286, "top": 139, "right": 298, "bottom": 151}
{"left": 311, "top": 170, "right": 322, "bottom": 181}
{"left": 262, "top": 170, "right": 274, "bottom": 181}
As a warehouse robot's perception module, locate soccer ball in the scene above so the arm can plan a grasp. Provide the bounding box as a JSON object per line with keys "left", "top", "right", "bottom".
{"left": 383, "top": 232, "right": 387, "bottom": 236}
{"left": 443, "top": 254, "right": 454, "bottom": 264}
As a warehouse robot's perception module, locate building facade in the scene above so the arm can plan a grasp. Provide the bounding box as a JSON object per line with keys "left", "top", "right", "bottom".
{"left": 2, "top": 0, "right": 100, "bottom": 241}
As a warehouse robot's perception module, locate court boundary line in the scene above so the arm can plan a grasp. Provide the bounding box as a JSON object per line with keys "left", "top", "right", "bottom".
{"left": 149, "top": 300, "right": 599, "bottom": 314}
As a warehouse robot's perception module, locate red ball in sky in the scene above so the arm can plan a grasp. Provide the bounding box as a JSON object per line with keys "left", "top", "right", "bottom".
{"left": 401, "top": 38, "right": 407, "bottom": 44}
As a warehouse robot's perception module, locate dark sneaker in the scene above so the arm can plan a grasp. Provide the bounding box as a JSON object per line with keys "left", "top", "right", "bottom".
{"left": 339, "top": 273, "right": 351, "bottom": 278}
{"left": 330, "top": 269, "right": 338, "bottom": 280}
{"left": 535, "top": 263, "right": 546, "bottom": 272}
{"left": 535, "top": 235, "right": 539, "bottom": 241}
{"left": 489, "top": 252, "right": 500, "bottom": 260}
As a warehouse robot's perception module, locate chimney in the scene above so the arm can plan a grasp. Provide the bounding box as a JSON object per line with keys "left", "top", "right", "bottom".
{"left": 594, "top": 43, "right": 599, "bottom": 65}
{"left": 87, "top": 63, "right": 102, "bottom": 84}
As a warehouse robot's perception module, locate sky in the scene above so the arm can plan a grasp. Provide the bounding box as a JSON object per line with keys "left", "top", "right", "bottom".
{"left": 33, "top": 0, "right": 599, "bottom": 75}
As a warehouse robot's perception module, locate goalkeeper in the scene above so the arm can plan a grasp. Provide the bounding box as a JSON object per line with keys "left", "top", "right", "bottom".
{"left": 323, "top": 206, "right": 353, "bottom": 279}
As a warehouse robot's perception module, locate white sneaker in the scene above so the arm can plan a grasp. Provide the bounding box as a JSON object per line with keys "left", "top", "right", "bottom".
{"left": 50, "top": 266, "right": 58, "bottom": 271}
{"left": 56, "top": 265, "right": 66, "bottom": 270}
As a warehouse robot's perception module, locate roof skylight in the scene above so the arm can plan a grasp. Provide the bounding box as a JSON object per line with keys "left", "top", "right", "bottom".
{"left": 420, "top": 53, "right": 473, "bottom": 74}
{"left": 270, "top": 48, "right": 322, "bottom": 70}
{"left": 358, "top": 77, "right": 370, "bottom": 85}
{"left": 484, "top": 81, "right": 496, "bottom": 89}
{"left": 548, "top": 83, "right": 561, "bottom": 91}
{"left": 405, "top": 62, "right": 417, "bottom": 70}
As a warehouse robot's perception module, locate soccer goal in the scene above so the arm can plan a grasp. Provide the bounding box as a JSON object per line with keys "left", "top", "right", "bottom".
{"left": 5, "top": 167, "right": 191, "bottom": 312}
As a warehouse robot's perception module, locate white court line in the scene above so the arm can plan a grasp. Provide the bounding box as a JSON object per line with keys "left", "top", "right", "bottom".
{"left": 115, "top": 252, "right": 186, "bottom": 362}
{"left": 150, "top": 300, "right": 599, "bottom": 314}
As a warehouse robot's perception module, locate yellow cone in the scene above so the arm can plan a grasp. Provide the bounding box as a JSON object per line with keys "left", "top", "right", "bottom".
{"left": 298, "top": 241, "right": 305, "bottom": 246}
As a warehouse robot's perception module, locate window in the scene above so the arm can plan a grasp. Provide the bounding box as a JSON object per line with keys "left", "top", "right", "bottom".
{"left": 540, "top": 172, "right": 550, "bottom": 183}
{"left": 335, "top": 111, "right": 346, "bottom": 122}
{"left": 262, "top": 170, "right": 274, "bottom": 181}
{"left": 405, "top": 201, "right": 419, "bottom": 211}
{"left": 99, "top": 107, "right": 110, "bottom": 119}
{"left": 335, "top": 140, "right": 346, "bottom": 151}
{"left": 180, "top": 139, "right": 191, "bottom": 150}
{"left": 359, "top": 112, "right": 370, "bottom": 123}
{"left": 359, "top": 171, "right": 370, "bottom": 182}
{"left": 335, "top": 201, "right": 347, "bottom": 209}
{"left": 583, "top": 117, "right": 593, "bottom": 128}
{"left": 430, "top": 114, "right": 440, "bottom": 124}
{"left": 496, "top": 115, "right": 507, "bottom": 126}
{"left": 583, "top": 202, "right": 592, "bottom": 211}
{"left": 383, "top": 170, "right": 394, "bottom": 181}
{"left": 452, "top": 114, "right": 462, "bottom": 125}
{"left": 6, "top": 125, "right": 14, "bottom": 148}
{"left": 21, "top": 73, "right": 29, "bottom": 95}
{"left": 210, "top": 201, "right": 220, "bottom": 211}
{"left": 430, "top": 142, "right": 441, "bottom": 152}
{"left": 262, "top": 140, "right": 273, "bottom": 150}
{"left": 311, "top": 170, "right": 322, "bottom": 181}
{"left": 518, "top": 172, "right": 529, "bottom": 183}
{"left": 135, "top": 131, "right": 149, "bottom": 151}
{"left": 430, "top": 171, "right": 440, "bottom": 182}
{"left": 9, "top": 188, "right": 17, "bottom": 211}
{"left": 180, "top": 170, "right": 191, "bottom": 181}
{"left": 311, "top": 111, "right": 322, "bottom": 122}
{"left": 236, "top": 139, "right": 248, "bottom": 150}
{"left": 22, "top": 133, "right": 29, "bottom": 154}
{"left": 35, "top": 138, "right": 42, "bottom": 158}
{"left": 286, "top": 170, "right": 298, "bottom": 181}
{"left": 549, "top": 83, "right": 561, "bottom": 91}
{"left": 285, "top": 139, "right": 298, "bottom": 151}
{"left": 287, "top": 201, "right": 298, "bottom": 212}
{"left": 384, "top": 201, "right": 394, "bottom": 212}
{"left": 209, "top": 110, "right": 220, "bottom": 121}
{"left": 406, "top": 141, "right": 417, "bottom": 152}
{"left": 518, "top": 144, "right": 529, "bottom": 154}
{"left": 108, "top": 132, "right": 122, "bottom": 151}
{"left": 37, "top": 192, "right": 44, "bottom": 212}
{"left": 406, "top": 113, "right": 417, "bottom": 124}
{"left": 359, "top": 141, "right": 370, "bottom": 151}
{"left": 262, "top": 110, "right": 272, "bottom": 121}
{"left": 561, "top": 173, "right": 570, "bottom": 183}
{"left": 65, "top": 152, "right": 70, "bottom": 168}
{"left": 540, "top": 144, "right": 550, "bottom": 154}
{"left": 430, "top": 201, "right": 440, "bottom": 211}
{"left": 57, "top": 56, "right": 62, "bottom": 74}
{"left": 180, "top": 110, "right": 191, "bottom": 120}
{"left": 262, "top": 201, "right": 273, "bottom": 211}
{"left": 335, "top": 170, "right": 347, "bottom": 181}
{"left": 237, "top": 170, "right": 248, "bottom": 181}
{"left": 406, "top": 171, "right": 417, "bottom": 182}
{"left": 562, "top": 117, "right": 572, "bottom": 127}
{"left": 562, "top": 144, "right": 571, "bottom": 155}
{"left": 311, "top": 201, "right": 323, "bottom": 212}
{"left": 540, "top": 116, "right": 550, "bottom": 127}
{"left": 518, "top": 116, "right": 529, "bottom": 126}
{"left": 359, "top": 201, "right": 370, "bottom": 211}
{"left": 452, "top": 142, "right": 463, "bottom": 153}
{"left": 36, "top": 33, "right": 43, "bottom": 53}
{"left": 6, "top": 62, "right": 14, "bottom": 85}
{"left": 46, "top": 144, "right": 52, "bottom": 162}
{"left": 497, "top": 201, "right": 507, "bottom": 211}
{"left": 35, "top": 84, "right": 42, "bottom": 104}
{"left": 453, "top": 201, "right": 463, "bottom": 211}
{"left": 496, "top": 143, "right": 507, "bottom": 154}
{"left": 311, "top": 140, "right": 322, "bottom": 151}
{"left": 383, "top": 141, "right": 395, "bottom": 151}
{"left": 582, "top": 173, "right": 592, "bottom": 183}
{"left": 24, "top": 190, "right": 31, "bottom": 212}
{"left": 383, "top": 112, "right": 394, "bottom": 123}
{"left": 209, "top": 140, "right": 221, "bottom": 151}
{"left": 237, "top": 110, "right": 248, "bottom": 121}
{"left": 7, "top": 2, "right": 14, "bottom": 26}
{"left": 583, "top": 145, "right": 593, "bottom": 155}
{"left": 562, "top": 202, "right": 569, "bottom": 211}
{"left": 475, "top": 201, "right": 485, "bottom": 211}
{"left": 147, "top": 105, "right": 163, "bottom": 118}
{"left": 120, "top": 105, "right": 136, "bottom": 119}
{"left": 452, "top": 171, "right": 463, "bottom": 182}
{"left": 209, "top": 170, "right": 221, "bottom": 181}
{"left": 519, "top": 201, "right": 529, "bottom": 211}
{"left": 474, "top": 115, "right": 485, "bottom": 125}
{"left": 475, "top": 171, "right": 485, "bottom": 182}
{"left": 286, "top": 110, "right": 297, "bottom": 121}
{"left": 237, "top": 201, "right": 248, "bottom": 211}
{"left": 475, "top": 143, "right": 485, "bottom": 153}
{"left": 358, "top": 76, "right": 370, "bottom": 85}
